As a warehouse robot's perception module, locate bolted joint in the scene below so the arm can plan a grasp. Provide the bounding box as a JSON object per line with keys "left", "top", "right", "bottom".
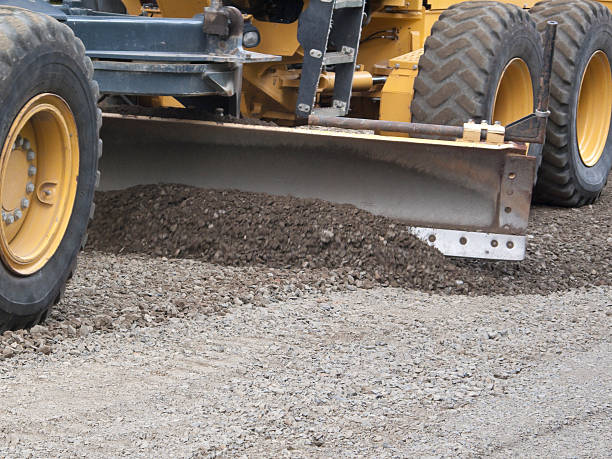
{"left": 203, "top": 3, "right": 243, "bottom": 41}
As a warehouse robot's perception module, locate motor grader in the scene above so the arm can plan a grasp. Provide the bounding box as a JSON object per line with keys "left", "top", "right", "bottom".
{"left": 0, "top": 0, "right": 610, "bottom": 331}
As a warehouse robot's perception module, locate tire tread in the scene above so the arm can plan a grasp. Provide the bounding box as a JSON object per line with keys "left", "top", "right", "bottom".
{"left": 0, "top": 7, "right": 101, "bottom": 332}
{"left": 530, "top": 0, "right": 612, "bottom": 206}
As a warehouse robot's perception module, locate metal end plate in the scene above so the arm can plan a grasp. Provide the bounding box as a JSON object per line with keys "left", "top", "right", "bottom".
{"left": 410, "top": 227, "right": 526, "bottom": 261}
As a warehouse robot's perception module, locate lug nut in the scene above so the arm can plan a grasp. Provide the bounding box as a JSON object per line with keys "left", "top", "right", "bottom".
{"left": 23, "top": 139, "right": 30, "bottom": 150}
{"left": 5, "top": 214, "right": 14, "bottom": 225}
{"left": 13, "top": 209, "right": 22, "bottom": 221}
{"left": 21, "top": 198, "right": 29, "bottom": 209}
{"left": 26, "top": 182, "right": 35, "bottom": 194}
{"left": 27, "top": 150, "right": 35, "bottom": 161}
{"left": 15, "top": 136, "right": 23, "bottom": 149}
{"left": 28, "top": 165, "right": 37, "bottom": 176}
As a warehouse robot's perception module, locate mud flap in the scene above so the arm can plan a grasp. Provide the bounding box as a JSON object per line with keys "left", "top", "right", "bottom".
{"left": 99, "top": 114, "right": 536, "bottom": 260}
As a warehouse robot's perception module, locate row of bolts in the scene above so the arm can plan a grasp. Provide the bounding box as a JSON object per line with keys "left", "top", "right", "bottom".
{"left": 2, "top": 136, "right": 35, "bottom": 226}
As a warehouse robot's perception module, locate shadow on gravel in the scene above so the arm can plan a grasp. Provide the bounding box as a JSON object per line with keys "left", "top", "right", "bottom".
{"left": 88, "top": 177, "right": 611, "bottom": 296}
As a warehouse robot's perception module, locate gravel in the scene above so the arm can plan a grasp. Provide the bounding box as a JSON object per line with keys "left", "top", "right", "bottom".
{"left": 0, "top": 175, "right": 609, "bottom": 456}
{"left": 0, "top": 286, "right": 610, "bottom": 457}
{"left": 1, "top": 252, "right": 344, "bottom": 361}
{"left": 88, "top": 175, "right": 611, "bottom": 295}
{"left": 2, "top": 176, "right": 610, "bottom": 361}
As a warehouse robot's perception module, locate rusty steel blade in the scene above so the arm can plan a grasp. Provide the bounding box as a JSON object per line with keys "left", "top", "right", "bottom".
{"left": 99, "top": 114, "right": 536, "bottom": 260}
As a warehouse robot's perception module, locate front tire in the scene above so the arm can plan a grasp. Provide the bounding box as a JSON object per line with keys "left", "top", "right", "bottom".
{"left": 531, "top": 0, "right": 612, "bottom": 206}
{"left": 411, "top": 1, "right": 544, "bottom": 161}
{"left": 0, "top": 7, "right": 101, "bottom": 332}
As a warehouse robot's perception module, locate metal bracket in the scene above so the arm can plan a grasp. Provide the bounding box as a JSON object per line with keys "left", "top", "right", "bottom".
{"left": 461, "top": 121, "right": 505, "bottom": 144}
{"left": 203, "top": 0, "right": 237, "bottom": 39}
{"left": 411, "top": 227, "right": 527, "bottom": 261}
{"left": 504, "top": 21, "right": 558, "bottom": 144}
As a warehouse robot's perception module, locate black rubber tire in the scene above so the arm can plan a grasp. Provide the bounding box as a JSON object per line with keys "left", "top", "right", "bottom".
{"left": 0, "top": 7, "right": 101, "bottom": 333}
{"left": 530, "top": 0, "right": 612, "bottom": 206}
{"left": 410, "top": 1, "right": 544, "bottom": 161}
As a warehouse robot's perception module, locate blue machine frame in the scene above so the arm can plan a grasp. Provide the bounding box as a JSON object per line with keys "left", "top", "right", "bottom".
{"left": 0, "top": 0, "right": 279, "bottom": 115}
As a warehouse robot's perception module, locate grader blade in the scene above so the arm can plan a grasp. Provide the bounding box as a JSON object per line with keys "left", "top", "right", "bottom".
{"left": 99, "top": 114, "right": 536, "bottom": 261}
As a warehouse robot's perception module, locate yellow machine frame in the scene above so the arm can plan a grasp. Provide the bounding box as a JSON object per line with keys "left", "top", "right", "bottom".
{"left": 120, "top": 0, "right": 612, "bottom": 125}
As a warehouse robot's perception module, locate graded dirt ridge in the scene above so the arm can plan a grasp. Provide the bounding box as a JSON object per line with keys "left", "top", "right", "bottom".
{"left": 88, "top": 178, "right": 611, "bottom": 296}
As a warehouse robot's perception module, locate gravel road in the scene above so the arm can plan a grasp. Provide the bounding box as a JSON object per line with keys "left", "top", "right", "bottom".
{"left": 0, "top": 283, "right": 610, "bottom": 457}
{"left": 0, "top": 179, "right": 610, "bottom": 457}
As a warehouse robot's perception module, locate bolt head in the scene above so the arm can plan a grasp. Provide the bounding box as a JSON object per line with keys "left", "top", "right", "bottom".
{"left": 28, "top": 165, "right": 37, "bottom": 176}
{"left": 27, "top": 150, "right": 35, "bottom": 161}
{"left": 21, "top": 198, "right": 29, "bottom": 209}
{"left": 26, "top": 182, "right": 35, "bottom": 194}
{"left": 23, "top": 139, "right": 30, "bottom": 150}
{"left": 13, "top": 209, "right": 22, "bottom": 221}
{"left": 5, "top": 214, "right": 14, "bottom": 225}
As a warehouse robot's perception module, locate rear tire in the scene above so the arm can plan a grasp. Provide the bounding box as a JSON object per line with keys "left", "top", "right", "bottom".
{"left": 0, "top": 7, "right": 101, "bottom": 332}
{"left": 530, "top": 0, "right": 612, "bottom": 206}
{"left": 411, "top": 1, "right": 543, "bottom": 161}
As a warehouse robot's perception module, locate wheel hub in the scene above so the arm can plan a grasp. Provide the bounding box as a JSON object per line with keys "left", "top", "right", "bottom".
{"left": 1, "top": 136, "right": 36, "bottom": 235}
{"left": 0, "top": 94, "right": 79, "bottom": 275}
{"left": 492, "top": 58, "right": 534, "bottom": 126}
{"left": 577, "top": 50, "right": 612, "bottom": 167}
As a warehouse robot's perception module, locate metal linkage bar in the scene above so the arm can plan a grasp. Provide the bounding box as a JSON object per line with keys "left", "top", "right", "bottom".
{"left": 502, "top": 20, "right": 558, "bottom": 144}
{"left": 308, "top": 116, "right": 465, "bottom": 140}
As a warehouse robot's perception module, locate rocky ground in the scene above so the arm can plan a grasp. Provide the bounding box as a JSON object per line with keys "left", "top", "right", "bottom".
{"left": 0, "top": 286, "right": 610, "bottom": 457}
{"left": 0, "top": 179, "right": 610, "bottom": 457}
{"left": 87, "top": 182, "right": 611, "bottom": 295}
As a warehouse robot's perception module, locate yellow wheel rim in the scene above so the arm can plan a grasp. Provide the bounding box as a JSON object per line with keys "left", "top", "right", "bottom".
{"left": 0, "top": 94, "right": 79, "bottom": 275}
{"left": 576, "top": 51, "right": 612, "bottom": 167}
{"left": 492, "top": 58, "right": 534, "bottom": 126}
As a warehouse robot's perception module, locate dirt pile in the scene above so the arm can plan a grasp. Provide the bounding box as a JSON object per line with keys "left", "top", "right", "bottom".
{"left": 88, "top": 181, "right": 612, "bottom": 295}
{"left": 88, "top": 185, "right": 462, "bottom": 292}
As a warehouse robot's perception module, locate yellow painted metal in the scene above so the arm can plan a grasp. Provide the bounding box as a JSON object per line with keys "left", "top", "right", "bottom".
{"left": 426, "top": 0, "right": 536, "bottom": 8}
{"left": 252, "top": 20, "right": 300, "bottom": 57}
{"left": 119, "top": 0, "right": 608, "bottom": 127}
{"left": 155, "top": 0, "right": 209, "bottom": 17}
{"left": 139, "top": 96, "right": 185, "bottom": 108}
{"left": 0, "top": 94, "right": 79, "bottom": 275}
{"left": 121, "top": 0, "right": 142, "bottom": 15}
{"left": 576, "top": 50, "right": 612, "bottom": 167}
{"left": 319, "top": 71, "right": 373, "bottom": 93}
{"left": 379, "top": 49, "right": 423, "bottom": 126}
{"left": 492, "top": 58, "right": 534, "bottom": 126}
